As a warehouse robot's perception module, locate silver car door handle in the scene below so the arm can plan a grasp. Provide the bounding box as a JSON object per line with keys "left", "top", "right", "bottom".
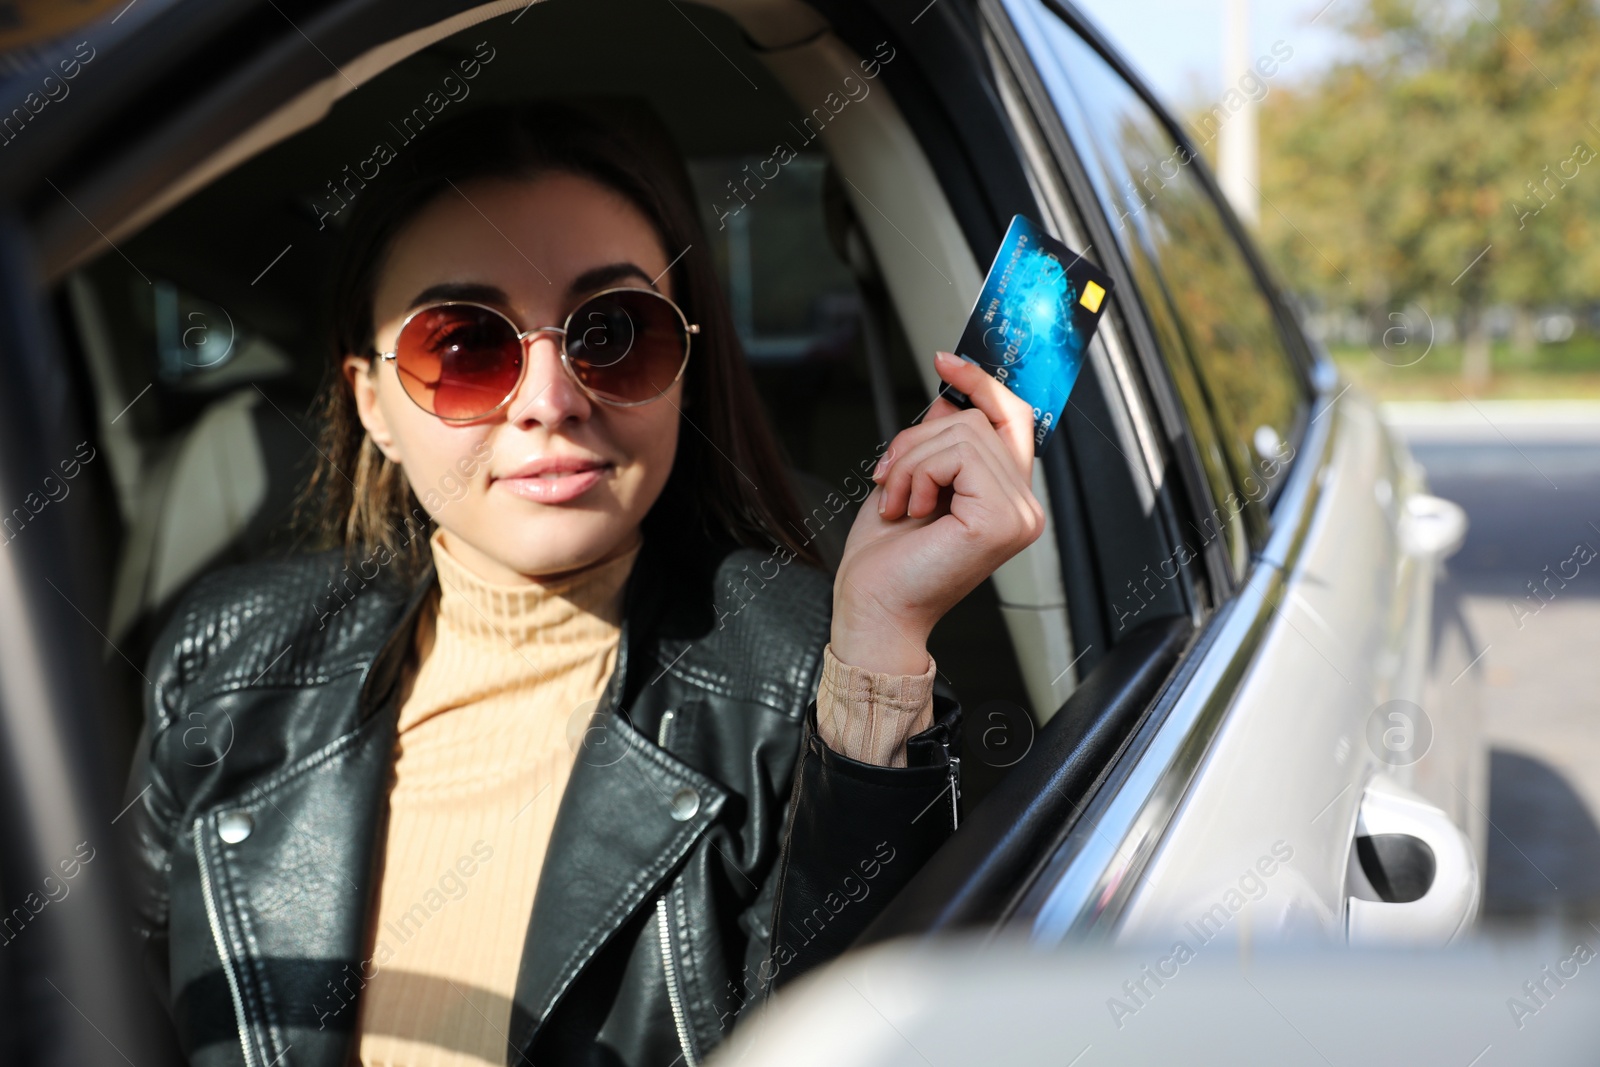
{"left": 1346, "top": 774, "right": 1481, "bottom": 946}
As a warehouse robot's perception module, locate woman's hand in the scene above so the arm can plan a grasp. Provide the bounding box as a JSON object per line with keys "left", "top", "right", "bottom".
{"left": 830, "top": 350, "right": 1046, "bottom": 676}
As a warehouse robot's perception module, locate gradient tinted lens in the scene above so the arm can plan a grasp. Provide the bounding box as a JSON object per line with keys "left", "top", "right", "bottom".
{"left": 563, "top": 290, "right": 688, "bottom": 403}
{"left": 393, "top": 305, "right": 524, "bottom": 420}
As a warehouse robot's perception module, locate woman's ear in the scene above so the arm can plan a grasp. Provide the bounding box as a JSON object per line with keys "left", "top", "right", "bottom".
{"left": 343, "top": 355, "right": 402, "bottom": 463}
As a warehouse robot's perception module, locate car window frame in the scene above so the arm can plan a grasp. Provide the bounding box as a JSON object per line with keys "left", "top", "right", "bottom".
{"left": 978, "top": 0, "right": 1238, "bottom": 600}
{"left": 811, "top": 0, "right": 1227, "bottom": 698}
{"left": 976, "top": 0, "right": 1350, "bottom": 941}
{"left": 1012, "top": 0, "right": 1319, "bottom": 560}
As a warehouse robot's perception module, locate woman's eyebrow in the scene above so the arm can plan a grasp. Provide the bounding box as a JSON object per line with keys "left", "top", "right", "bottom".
{"left": 406, "top": 265, "right": 656, "bottom": 313}
{"left": 408, "top": 282, "right": 510, "bottom": 310}
{"left": 568, "top": 262, "right": 656, "bottom": 295}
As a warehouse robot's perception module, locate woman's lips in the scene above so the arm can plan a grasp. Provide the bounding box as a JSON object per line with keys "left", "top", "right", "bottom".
{"left": 493, "top": 462, "right": 610, "bottom": 504}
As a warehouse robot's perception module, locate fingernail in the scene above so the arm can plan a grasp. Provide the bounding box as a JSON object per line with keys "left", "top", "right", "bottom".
{"left": 872, "top": 456, "right": 887, "bottom": 481}
{"left": 935, "top": 350, "right": 956, "bottom": 365}
{"left": 877, "top": 492, "right": 887, "bottom": 515}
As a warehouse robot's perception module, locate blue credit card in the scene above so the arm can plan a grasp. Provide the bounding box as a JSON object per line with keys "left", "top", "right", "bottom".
{"left": 947, "top": 215, "right": 1113, "bottom": 455}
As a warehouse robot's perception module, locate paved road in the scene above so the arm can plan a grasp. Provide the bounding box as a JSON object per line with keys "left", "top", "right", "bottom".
{"left": 1385, "top": 401, "right": 1600, "bottom": 920}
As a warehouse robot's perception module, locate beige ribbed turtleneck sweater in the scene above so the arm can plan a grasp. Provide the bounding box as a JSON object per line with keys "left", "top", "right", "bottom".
{"left": 355, "top": 530, "right": 933, "bottom": 1066}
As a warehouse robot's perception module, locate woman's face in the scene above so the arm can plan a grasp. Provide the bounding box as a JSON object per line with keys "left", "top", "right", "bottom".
{"left": 347, "top": 172, "right": 683, "bottom": 583}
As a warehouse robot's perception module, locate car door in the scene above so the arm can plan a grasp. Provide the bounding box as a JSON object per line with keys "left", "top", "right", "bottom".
{"left": 986, "top": 0, "right": 1484, "bottom": 947}
{"left": 0, "top": 3, "right": 1208, "bottom": 1059}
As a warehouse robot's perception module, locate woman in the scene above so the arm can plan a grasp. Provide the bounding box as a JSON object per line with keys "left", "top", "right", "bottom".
{"left": 123, "top": 102, "right": 1043, "bottom": 1067}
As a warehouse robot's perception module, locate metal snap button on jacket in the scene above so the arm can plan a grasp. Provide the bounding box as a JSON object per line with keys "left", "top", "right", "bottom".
{"left": 218, "top": 811, "right": 254, "bottom": 843}
{"left": 669, "top": 787, "right": 700, "bottom": 822}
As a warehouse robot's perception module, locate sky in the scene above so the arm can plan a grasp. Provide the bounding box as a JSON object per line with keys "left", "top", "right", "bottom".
{"left": 1070, "top": 0, "right": 1354, "bottom": 108}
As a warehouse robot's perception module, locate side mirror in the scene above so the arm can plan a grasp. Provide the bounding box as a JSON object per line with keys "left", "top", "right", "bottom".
{"left": 1399, "top": 493, "right": 1468, "bottom": 561}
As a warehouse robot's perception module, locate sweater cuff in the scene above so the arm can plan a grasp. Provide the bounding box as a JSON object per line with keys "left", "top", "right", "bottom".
{"left": 814, "top": 643, "right": 937, "bottom": 768}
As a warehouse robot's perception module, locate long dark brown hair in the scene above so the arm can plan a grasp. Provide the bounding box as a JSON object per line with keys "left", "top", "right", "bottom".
{"left": 294, "top": 100, "right": 818, "bottom": 585}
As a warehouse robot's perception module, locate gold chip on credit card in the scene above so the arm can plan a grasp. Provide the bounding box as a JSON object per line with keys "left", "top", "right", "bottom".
{"left": 1079, "top": 280, "right": 1106, "bottom": 313}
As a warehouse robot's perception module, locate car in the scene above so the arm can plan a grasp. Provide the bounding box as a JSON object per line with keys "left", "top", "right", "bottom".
{"left": 0, "top": 0, "right": 1481, "bottom": 1062}
{"left": 705, "top": 935, "right": 1600, "bottom": 1066}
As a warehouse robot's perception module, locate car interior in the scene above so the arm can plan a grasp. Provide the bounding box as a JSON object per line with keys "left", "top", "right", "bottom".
{"left": 44, "top": 0, "right": 1208, "bottom": 822}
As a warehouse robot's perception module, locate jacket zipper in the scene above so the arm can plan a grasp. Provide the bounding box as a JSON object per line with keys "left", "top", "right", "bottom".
{"left": 942, "top": 732, "right": 962, "bottom": 831}
{"left": 652, "top": 710, "right": 697, "bottom": 1067}
{"left": 656, "top": 895, "right": 698, "bottom": 1067}
{"left": 193, "top": 819, "right": 257, "bottom": 1067}
{"left": 654, "top": 709, "right": 698, "bottom": 1066}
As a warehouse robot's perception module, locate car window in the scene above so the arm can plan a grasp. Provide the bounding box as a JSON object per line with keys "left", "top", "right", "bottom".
{"left": 1016, "top": 2, "right": 1308, "bottom": 561}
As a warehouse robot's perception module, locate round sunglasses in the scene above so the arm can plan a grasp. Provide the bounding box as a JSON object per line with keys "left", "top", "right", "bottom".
{"left": 375, "top": 286, "right": 699, "bottom": 421}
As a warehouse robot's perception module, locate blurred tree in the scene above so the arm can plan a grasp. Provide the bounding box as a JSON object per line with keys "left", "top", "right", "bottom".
{"left": 1259, "top": 0, "right": 1600, "bottom": 389}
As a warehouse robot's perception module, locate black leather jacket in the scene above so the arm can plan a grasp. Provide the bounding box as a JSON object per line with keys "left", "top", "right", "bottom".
{"left": 123, "top": 538, "right": 961, "bottom": 1067}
